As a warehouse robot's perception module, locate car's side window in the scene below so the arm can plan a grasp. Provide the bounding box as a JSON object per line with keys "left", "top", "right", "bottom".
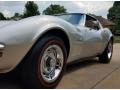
{"left": 85, "top": 15, "right": 100, "bottom": 30}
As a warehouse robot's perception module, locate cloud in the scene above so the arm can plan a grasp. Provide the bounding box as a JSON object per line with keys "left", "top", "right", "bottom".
{"left": 0, "top": 1, "right": 114, "bottom": 18}
{"left": 36, "top": 1, "right": 113, "bottom": 18}
{"left": 1, "top": 9, "right": 13, "bottom": 17}
{"left": 0, "top": 1, "right": 26, "bottom": 17}
{"left": 72, "top": 1, "right": 113, "bottom": 18}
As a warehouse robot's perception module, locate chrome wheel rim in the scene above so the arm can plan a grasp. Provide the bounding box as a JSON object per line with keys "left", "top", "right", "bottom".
{"left": 40, "top": 44, "right": 64, "bottom": 83}
{"left": 107, "top": 42, "right": 112, "bottom": 59}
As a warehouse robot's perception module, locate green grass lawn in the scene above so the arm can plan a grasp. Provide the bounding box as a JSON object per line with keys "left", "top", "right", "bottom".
{"left": 114, "top": 35, "right": 120, "bottom": 43}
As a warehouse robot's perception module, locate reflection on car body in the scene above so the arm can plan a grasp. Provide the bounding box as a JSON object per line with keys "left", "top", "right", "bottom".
{"left": 0, "top": 13, "right": 113, "bottom": 88}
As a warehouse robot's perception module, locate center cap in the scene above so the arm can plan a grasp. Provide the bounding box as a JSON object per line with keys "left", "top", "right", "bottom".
{"left": 50, "top": 58, "right": 56, "bottom": 68}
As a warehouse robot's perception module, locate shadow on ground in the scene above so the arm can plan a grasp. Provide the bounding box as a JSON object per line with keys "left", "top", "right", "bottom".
{"left": 0, "top": 59, "right": 100, "bottom": 89}
{"left": 66, "top": 59, "right": 100, "bottom": 75}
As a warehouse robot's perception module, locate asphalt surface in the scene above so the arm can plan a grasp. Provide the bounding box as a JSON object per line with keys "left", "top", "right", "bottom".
{"left": 0, "top": 43, "right": 119, "bottom": 89}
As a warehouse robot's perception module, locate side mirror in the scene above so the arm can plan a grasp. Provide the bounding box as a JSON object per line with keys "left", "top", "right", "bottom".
{"left": 93, "top": 21, "right": 99, "bottom": 30}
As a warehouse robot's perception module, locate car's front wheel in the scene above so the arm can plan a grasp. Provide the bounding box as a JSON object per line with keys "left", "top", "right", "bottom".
{"left": 99, "top": 40, "right": 113, "bottom": 63}
{"left": 21, "top": 35, "right": 67, "bottom": 88}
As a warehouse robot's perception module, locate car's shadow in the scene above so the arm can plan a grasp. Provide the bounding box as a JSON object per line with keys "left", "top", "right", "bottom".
{"left": 66, "top": 59, "right": 100, "bottom": 75}
{"left": 0, "top": 59, "right": 100, "bottom": 89}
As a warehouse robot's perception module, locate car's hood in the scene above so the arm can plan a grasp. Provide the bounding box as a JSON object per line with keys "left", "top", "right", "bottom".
{"left": 0, "top": 15, "right": 73, "bottom": 44}
{"left": 0, "top": 21, "right": 16, "bottom": 28}
{"left": 0, "top": 15, "right": 72, "bottom": 32}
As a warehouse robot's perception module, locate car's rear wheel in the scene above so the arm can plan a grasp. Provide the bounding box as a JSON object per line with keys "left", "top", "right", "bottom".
{"left": 21, "top": 35, "right": 67, "bottom": 88}
{"left": 99, "top": 40, "right": 113, "bottom": 63}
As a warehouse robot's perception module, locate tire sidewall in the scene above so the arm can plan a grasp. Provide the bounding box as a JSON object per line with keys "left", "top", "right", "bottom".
{"left": 108, "top": 40, "right": 113, "bottom": 60}
{"left": 36, "top": 38, "right": 67, "bottom": 88}
{"left": 22, "top": 35, "right": 67, "bottom": 88}
{"left": 99, "top": 40, "right": 113, "bottom": 63}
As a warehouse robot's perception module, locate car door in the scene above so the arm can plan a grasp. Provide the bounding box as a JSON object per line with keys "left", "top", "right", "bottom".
{"left": 82, "top": 15, "right": 103, "bottom": 57}
{"left": 70, "top": 14, "right": 87, "bottom": 59}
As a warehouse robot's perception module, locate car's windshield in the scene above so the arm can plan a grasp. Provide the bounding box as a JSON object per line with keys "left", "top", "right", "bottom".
{"left": 56, "top": 14, "right": 84, "bottom": 25}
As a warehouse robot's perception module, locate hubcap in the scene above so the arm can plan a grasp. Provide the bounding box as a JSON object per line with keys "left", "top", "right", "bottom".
{"left": 40, "top": 45, "right": 64, "bottom": 83}
{"left": 107, "top": 42, "right": 113, "bottom": 59}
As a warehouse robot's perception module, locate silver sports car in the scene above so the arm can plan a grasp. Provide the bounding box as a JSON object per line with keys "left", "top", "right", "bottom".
{"left": 0, "top": 13, "right": 113, "bottom": 88}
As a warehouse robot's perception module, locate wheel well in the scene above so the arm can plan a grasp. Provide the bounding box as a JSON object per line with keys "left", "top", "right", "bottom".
{"left": 12, "top": 28, "right": 70, "bottom": 73}
{"left": 38, "top": 28, "right": 70, "bottom": 57}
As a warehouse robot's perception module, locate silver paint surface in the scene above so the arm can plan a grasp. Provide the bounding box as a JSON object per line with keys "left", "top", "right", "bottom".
{"left": 0, "top": 14, "right": 113, "bottom": 73}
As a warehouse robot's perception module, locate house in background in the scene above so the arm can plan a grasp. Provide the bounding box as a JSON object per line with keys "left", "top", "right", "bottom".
{"left": 90, "top": 14, "right": 115, "bottom": 29}
{"left": 95, "top": 16, "right": 115, "bottom": 29}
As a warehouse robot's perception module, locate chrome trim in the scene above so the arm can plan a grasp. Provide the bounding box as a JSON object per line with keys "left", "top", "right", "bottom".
{"left": 0, "top": 44, "right": 5, "bottom": 57}
{"left": 107, "top": 42, "right": 112, "bottom": 59}
{"left": 0, "top": 44, "right": 5, "bottom": 50}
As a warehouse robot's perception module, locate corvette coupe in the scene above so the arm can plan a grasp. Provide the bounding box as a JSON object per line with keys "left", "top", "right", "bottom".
{"left": 0, "top": 13, "right": 113, "bottom": 88}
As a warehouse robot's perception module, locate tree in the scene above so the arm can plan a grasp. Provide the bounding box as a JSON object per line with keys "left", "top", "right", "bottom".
{"left": 23, "top": 1, "right": 40, "bottom": 18}
{"left": 11, "top": 13, "right": 22, "bottom": 20}
{"left": 107, "top": 1, "right": 120, "bottom": 34}
{"left": 0, "top": 12, "right": 6, "bottom": 20}
{"left": 43, "top": 4, "right": 67, "bottom": 15}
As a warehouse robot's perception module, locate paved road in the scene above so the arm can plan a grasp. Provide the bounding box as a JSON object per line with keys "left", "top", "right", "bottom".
{"left": 0, "top": 44, "right": 119, "bottom": 89}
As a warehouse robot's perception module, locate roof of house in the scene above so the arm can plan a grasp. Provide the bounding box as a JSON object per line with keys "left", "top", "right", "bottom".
{"left": 90, "top": 14, "right": 115, "bottom": 26}
{"left": 96, "top": 16, "right": 115, "bottom": 26}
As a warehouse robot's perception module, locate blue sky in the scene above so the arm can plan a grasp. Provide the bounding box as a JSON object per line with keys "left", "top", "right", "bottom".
{"left": 0, "top": 1, "right": 114, "bottom": 18}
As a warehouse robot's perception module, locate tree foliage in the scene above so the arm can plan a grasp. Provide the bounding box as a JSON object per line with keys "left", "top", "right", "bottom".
{"left": 10, "top": 13, "right": 22, "bottom": 20}
{"left": 107, "top": 1, "right": 120, "bottom": 33}
{"left": 43, "top": 4, "right": 67, "bottom": 15}
{"left": 0, "top": 2, "right": 68, "bottom": 20}
{"left": 0, "top": 12, "right": 6, "bottom": 20}
{"left": 23, "top": 1, "right": 40, "bottom": 18}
